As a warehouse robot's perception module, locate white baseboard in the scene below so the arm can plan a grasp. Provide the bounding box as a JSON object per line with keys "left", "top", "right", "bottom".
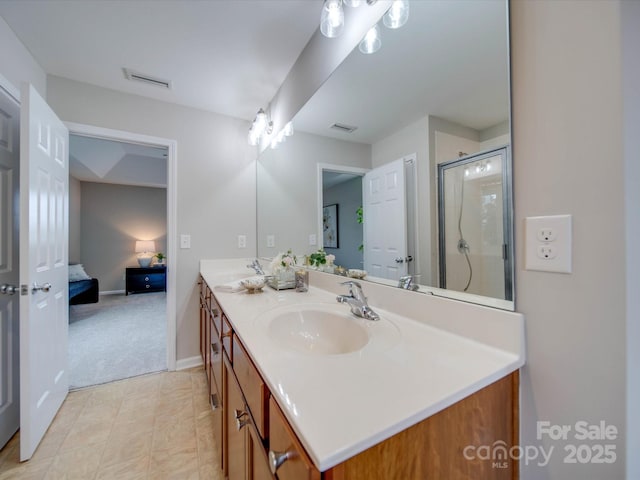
{"left": 176, "top": 356, "right": 203, "bottom": 371}
{"left": 100, "top": 290, "right": 125, "bottom": 296}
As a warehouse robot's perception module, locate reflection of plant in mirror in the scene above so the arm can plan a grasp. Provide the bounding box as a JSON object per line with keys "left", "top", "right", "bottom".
{"left": 356, "top": 206, "right": 364, "bottom": 252}
{"left": 309, "top": 249, "right": 327, "bottom": 268}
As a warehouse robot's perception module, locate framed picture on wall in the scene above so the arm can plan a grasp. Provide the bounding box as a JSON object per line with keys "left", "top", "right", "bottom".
{"left": 323, "top": 204, "right": 339, "bottom": 248}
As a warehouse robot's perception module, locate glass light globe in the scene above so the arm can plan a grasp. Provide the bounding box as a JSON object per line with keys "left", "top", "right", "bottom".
{"left": 383, "top": 0, "right": 409, "bottom": 29}
{"left": 359, "top": 24, "right": 382, "bottom": 54}
{"left": 321, "top": 0, "right": 344, "bottom": 38}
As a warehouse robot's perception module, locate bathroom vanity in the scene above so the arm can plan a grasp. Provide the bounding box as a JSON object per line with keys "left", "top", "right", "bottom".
{"left": 199, "top": 259, "right": 525, "bottom": 480}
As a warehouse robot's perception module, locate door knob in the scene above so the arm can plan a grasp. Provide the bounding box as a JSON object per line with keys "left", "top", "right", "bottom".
{"left": 32, "top": 282, "right": 52, "bottom": 293}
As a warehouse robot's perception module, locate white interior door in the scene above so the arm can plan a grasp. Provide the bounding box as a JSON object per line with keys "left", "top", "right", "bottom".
{"left": 19, "top": 84, "right": 69, "bottom": 461}
{"left": 0, "top": 85, "right": 21, "bottom": 449}
{"left": 363, "top": 158, "right": 407, "bottom": 281}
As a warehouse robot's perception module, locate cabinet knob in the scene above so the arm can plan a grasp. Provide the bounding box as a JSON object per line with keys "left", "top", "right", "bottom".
{"left": 234, "top": 409, "right": 249, "bottom": 430}
{"left": 144, "top": 276, "right": 150, "bottom": 281}
{"left": 268, "top": 450, "right": 292, "bottom": 474}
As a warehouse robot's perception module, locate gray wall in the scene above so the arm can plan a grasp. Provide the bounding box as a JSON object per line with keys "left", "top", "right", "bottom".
{"left": 323, "top": 176, "right": 363, "bottom": 270}
{"left": 47, "top": 75, "right": 257, "bottom": 362}
{"left": 0, "top": 16, "right": 46, "bottom": 98}
{"left": 79, "top": 182, "right": 167, "bottom": 292}
{"left": 69, "top": 176, "right": 81, "bottom": 264}
{"left": 512, "top": 1, "right": 627, "bottom": 479}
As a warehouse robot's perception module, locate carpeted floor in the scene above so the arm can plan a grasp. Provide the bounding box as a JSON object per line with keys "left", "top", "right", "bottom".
{"left": 69, "top": 292, "right": 167, "bottom": 389}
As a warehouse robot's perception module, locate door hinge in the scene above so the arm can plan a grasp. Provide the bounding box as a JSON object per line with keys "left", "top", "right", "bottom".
{"left": 20, "top": 285, "right": 29, "bottom": 296}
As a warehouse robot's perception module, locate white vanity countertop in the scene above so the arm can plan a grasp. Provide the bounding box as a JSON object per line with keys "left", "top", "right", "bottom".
{"left": 200, "top": 259, "right": 525, "bottom": 471}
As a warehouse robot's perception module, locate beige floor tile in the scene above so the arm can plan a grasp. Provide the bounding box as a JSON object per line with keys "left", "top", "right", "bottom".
{"left": 199, "top": 462, "right": 224, "bottom": 480}
{"left": 59, "top": 420, "right": 112, "bottom": 452}
{"left": 112, "top": 411, "right": 156, "bottom": 434}
{"left": 0, "top": 370, "right": 214, "bottom": 480}
{"left": 0, "top": 457, "right": 52, "bottom": 480}
{"left": 95, "top": 454, "right": 149, "bottom": 480}
{"left": 43, "top": 441, "right": 104, "bottom": 480}
{"left": 100, "top": 429, "right": 152, "bottom": 469}
{"left": 30, "top": 432, "right": 66, "bottom": 462}
{"left": 151, "top": 421, "right": 197, "bottom": 453}
{"left": 148, "top": 447, "right": 199, "bottom": 480}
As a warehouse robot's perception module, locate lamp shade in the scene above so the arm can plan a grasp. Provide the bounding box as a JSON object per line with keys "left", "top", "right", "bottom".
{"left": 135, "top": 240, "right": 155, "bottom": 253}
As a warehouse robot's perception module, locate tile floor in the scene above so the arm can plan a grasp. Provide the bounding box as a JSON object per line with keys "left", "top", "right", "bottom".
{"left": 0, "top": 368, "right": 223, "bottom": 479}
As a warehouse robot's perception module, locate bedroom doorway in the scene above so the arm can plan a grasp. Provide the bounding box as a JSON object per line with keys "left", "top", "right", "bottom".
{"left": 66, "top": 123, "right": 177, "bottom": 388}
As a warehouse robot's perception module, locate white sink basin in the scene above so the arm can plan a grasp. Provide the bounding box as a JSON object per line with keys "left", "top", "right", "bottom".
{"left": 260, "top": 303, "right": 401, "bottom": 356}
{"left": 268, "top": 308, "right": 369, "bottom": 355}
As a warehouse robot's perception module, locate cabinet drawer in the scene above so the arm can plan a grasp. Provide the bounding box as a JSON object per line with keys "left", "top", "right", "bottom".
{"left": 211, "top": 296, "right": 222, "bottom": 334}
{"left": 268, "top": 397, "right": 320, "bottom": 480}
{"left": 233, "top": 335, "right": 269, "bottom": 439}
{"left": 210, "top": 320, "right": 223, "bottom": 394}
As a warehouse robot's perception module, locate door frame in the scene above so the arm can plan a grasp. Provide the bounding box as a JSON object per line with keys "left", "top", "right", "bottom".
{"left": 316, "top": 163, "right": 369, "bottom": 250}
{"left": 64, "top": 122, "right": 178, "bottom": 371}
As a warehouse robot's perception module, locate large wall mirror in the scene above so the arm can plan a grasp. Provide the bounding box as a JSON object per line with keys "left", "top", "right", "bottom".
{"left": 257, "top": 0, "right": 513, "bottom": 310}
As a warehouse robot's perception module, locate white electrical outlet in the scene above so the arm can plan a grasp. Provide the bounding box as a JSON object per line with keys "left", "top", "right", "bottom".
{"left": 309, "top": 234, "right": 317, "bottom": 246}
{"left": 238, "top": 235, "right": 247, "bottom": 249}
{"left": 537, "top": 245, "right": 557, "bottom": 260}
{"left": 525, "top": 215, "right": 572, "bottom": 273}
{"left": 267, "top": 235, "right": 275, "bottom": 248}
{"left": 537, "top": 228, "right": 557, "bottom": 242}
{"left": 180, "top": 234, "right": 191, "bottom": 249}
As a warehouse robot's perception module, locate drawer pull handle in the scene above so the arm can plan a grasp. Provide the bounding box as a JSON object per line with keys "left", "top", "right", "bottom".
{"left": 234, "top": 409, "right": 249, "bottom": 430}
{"left": 145, "top": 285, "right": 150, "bottom": 289}
{"left": 144, "top": 276, "right": 150, "bottom": 281}
{"left": 211, "top": 393, "right": 220, "bottom": 409}
{"left": 268, "top": 450, "right": 291, "bottom": 474}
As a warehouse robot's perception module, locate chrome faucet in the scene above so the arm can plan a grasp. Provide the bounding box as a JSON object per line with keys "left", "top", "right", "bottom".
{"left": 398, "top": 275, "right": 419, "bottom": 291}
{"left": 336, "top": 281, "right": 380, "bottom": 321}
{"left": 247, "top": 259, "right": 265, "bottom": 275}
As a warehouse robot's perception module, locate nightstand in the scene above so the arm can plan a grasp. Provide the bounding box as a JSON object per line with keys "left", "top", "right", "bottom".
{"left": 125, "top": 266, "right": 166, "bottom": 295}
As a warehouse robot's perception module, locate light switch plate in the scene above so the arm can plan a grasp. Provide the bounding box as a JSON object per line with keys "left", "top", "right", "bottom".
{"left": 267, "top": 235, "right": 275, "bottom": 248}
{"left": 238, "top": 235, "right": 247, "bottom": 249}
{"left": 309, "top": 234, "right": 317, "bottom": 246}
{"left": 525, "top": 215, "right": 572, "bottom": 273}
{"left": 180, "top": 234, "right": 191, "bottom": 249}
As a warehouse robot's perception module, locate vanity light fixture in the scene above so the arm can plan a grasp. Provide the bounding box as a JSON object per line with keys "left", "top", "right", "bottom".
{"left": 247, "top": 108, "right": 274, "bottom": 146}
{"left": 359, "top": 23, "right": 382, "bottom": 54}
{"left": 383, "top": 0, "right": 409, "bottom": 29}
{"left": 270, "top": 122, "right": 295, "bottom": 149}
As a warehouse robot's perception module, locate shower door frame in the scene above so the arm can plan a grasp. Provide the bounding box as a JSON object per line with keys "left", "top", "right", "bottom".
{"left": 437, "top": 145, "right": 513, "bottom": 301}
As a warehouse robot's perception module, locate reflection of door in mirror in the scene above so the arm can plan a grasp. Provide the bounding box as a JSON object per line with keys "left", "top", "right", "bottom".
{"left": 362, "top": 156, "right": 417, "bottom": 282}
{"left": 438, "top": 147, "right": 512, "bottom": 301}
{"left": 321, "top": 169, "right": 364, "bottom": 270}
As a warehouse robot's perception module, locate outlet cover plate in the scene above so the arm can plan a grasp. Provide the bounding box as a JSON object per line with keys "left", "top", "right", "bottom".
{"left": 525, "top": 215, "right": 572, "bottom": 273}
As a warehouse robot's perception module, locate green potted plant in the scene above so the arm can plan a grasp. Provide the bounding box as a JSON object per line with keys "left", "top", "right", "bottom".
{"left": 154, "top": 252, "right": 166, "bottom": 266}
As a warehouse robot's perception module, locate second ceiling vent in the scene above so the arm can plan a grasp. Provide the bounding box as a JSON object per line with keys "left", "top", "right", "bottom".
{"left": 123, "top": 68, "right": 172, "bottom": 89}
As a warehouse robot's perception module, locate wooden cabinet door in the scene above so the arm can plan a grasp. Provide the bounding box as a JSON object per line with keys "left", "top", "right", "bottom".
{"left": 225, "top": 358, "right": 247, "bottom": 480}
{"left": 248, "top": 422, "right": 273, "bottom": 480}
{"left": 269, "top": 398, "right": 320, "bottom": 480}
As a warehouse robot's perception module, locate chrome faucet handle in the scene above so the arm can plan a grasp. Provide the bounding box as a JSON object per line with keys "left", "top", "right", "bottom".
{"left": 340, "top": 280, "right": 363, "bottom": 298}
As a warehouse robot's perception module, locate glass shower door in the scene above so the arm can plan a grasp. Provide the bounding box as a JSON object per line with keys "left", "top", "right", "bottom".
{"left": 437, "top": 146, "right": 513, "bottom": 301}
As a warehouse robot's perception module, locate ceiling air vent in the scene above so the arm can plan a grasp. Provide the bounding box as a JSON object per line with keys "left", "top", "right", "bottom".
{"left": 123, "top": 68, "right": 172, "bottom": 89}
{"left": 330, "top": 123, "right": 357, "bottom": 134}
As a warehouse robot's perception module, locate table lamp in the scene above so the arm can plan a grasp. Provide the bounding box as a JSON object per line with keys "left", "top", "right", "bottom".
{"left": 135, "top": 240, "right": 155, "bottom": 267}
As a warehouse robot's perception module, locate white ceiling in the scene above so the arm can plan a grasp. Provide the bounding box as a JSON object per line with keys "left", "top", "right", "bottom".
{"left": 0, "top": 0, "right": 321, "bottom": 122}
{"left": 69, "top": 135, "right": 167, "bottom": 188}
